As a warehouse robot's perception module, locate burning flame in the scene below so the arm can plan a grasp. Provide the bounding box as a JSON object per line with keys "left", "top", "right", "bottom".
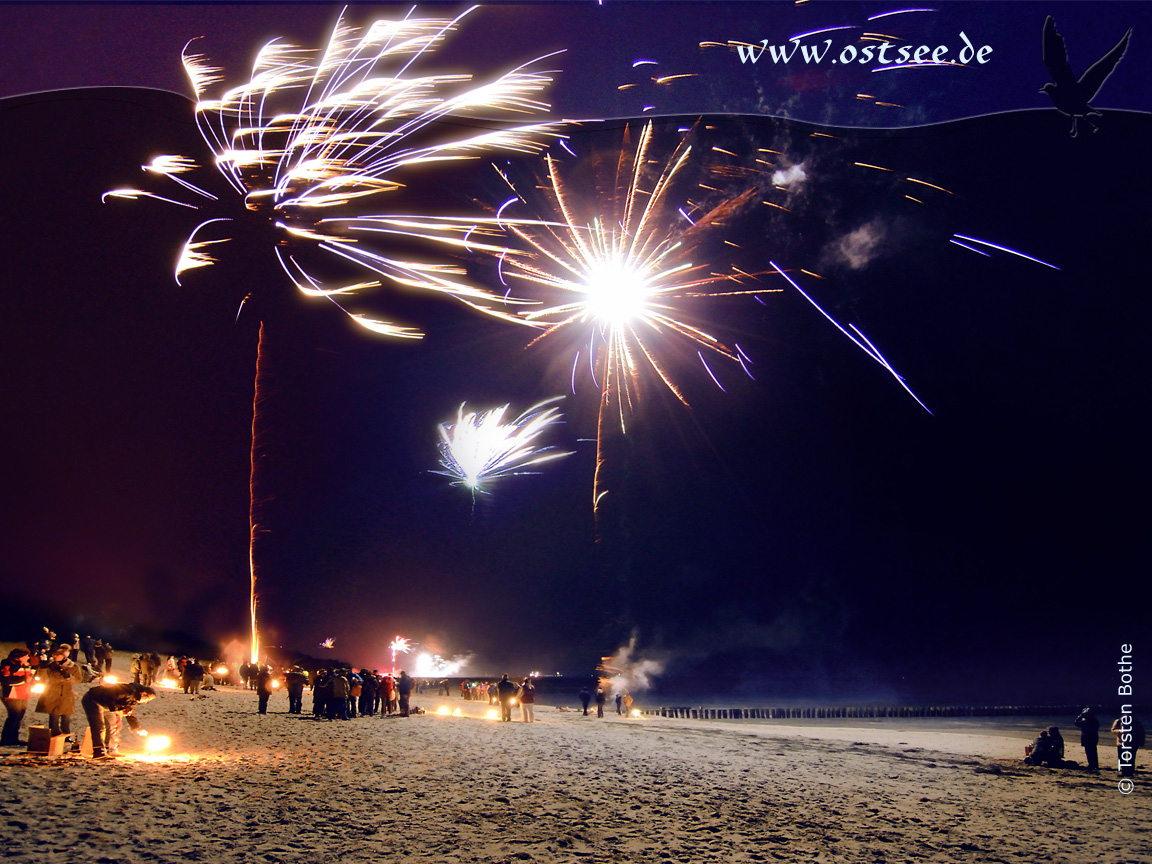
{"left": 103, "top": 675, "right": 119, "bottom": 684}
{"left": 31, "top": 683, "right": 44, "bottom": 694}
{"left": 215, "top": 666, "right": 228, "bottom": 677}
{"left": 160, "top": 678, "right": 179, "bottom": 689}
{"left": 145, "top": 735, "right": 171, "bottom": 752}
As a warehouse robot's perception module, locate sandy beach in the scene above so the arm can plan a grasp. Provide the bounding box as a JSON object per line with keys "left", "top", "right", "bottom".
{"left": 2, "top": 657, "right": 1148, "bottom": 864}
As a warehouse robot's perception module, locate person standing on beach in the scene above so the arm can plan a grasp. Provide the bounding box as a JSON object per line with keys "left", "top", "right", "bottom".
{"left": 312, "top": 669, "right": 331, "bottom": 718}
{"left": 95, "top": 642, "right": 114, "bottom": 675}
{"left": 186, "top": 659, "right": 205, "bottom": 696}
{"left": 519, "top": 678, "right": 536, "bottom": 723}
{"left": 1074, "top": 706, "right": 1100, "bottom": 773}
{"left": 579, "top": 687, "right": 591, "bottom": 715}
{"left": 496, "top": 675, "right": 519, "bottom": 722}
{"left": 35, "top": 644, "right": 83, "bottom": 739}
{"left": 79, "top": 636, "right": 96, "bottom": 667}
{"left": 256, "top": 666, "right": 275, "bottom": 714}
{"left": 396, "top": 671, "right": 415, "bottom": 717}
{"left": 81, "top": 683, "right": 155, "bottom": 758}
{"left": 595, "top": 687, "right": 606, "bottom": 718}
{"left": 1, "top": 649, "right": 34, "bottom": 746}
{"left": 285, "top": 667, "right": 308, "bottom": 714}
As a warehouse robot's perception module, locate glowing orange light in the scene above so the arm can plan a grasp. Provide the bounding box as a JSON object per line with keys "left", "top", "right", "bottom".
{"left": 145, "top": 735, "right": 171, "bottom": 752}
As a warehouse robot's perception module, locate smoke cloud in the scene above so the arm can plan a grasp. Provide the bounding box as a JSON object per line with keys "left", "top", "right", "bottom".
{"left": 825, "top": 220, "right": 887, "bottom": 270}
{"left": 598, "top": 632, "right": 664, "bottom": 695}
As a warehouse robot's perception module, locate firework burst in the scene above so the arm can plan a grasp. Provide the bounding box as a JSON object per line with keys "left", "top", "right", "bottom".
{"left": 493, "top": 121, "right": 773, "bottom": 510}
{"left": 104, "top": 8, "right": 561, "bottom": 664}
{"left": 434, "top": 397, "right": 571, "bottom": 496}
{"left": 105, "top": 7, "right": 561, "bottom": 334}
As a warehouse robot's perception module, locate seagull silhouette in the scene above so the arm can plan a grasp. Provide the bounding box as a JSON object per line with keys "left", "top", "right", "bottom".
{"left": 1040, "top": 16, "right": 1132, "bottom": 136}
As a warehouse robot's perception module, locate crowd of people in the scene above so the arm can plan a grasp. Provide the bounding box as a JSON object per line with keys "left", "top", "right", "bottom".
{"left": 1019, "top": 706, "right": 1146, "bottom": 776}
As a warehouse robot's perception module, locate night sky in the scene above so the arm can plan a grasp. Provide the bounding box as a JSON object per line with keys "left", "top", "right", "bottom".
{"left": 1, "top": 2, "right": 1148, "bottom": 705}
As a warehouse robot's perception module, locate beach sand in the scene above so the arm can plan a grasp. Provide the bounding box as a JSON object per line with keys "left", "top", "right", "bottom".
{"left": 2, "top": 658, "right": 1148, "bottom": 863}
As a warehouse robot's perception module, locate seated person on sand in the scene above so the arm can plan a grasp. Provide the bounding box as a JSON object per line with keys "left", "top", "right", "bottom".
{"left": 1025, "top": 730, "right": 1061, "bottom": 766}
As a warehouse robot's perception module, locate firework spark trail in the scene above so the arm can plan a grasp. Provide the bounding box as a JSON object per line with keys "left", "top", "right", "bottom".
{"left": 434, "top": 397, "right": 572, "bottom": 497}
{"left": 769, "top": 262, "right": 932, "bottom": 414}
{"left": 494, "top": 122, "right": 775, "bottom": 512}
{"left": 104, "top": 8, "right": 562, "bottom": 663}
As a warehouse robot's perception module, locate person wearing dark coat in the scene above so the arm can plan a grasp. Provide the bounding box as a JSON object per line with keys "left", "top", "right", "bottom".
{"left": 579, "top": 687, "right": 591, "bottom": 716}
{"left": 1074, "top": 706, "right": 1100, "bottom": 773}
{"left": 35, "top": 644, "right": 83, "bottom": 737}
{"left": 495, "top": 675, "right": 519, "bottom": 722}
{"left": 81, "top": 683, "right": 155, "bottom": 758}
{"left": 255, "top": 666, "right": 275, "bottom": 714}
{"left": 185, "top": 659, "right": 206, "bottom": 696}
{"left": 313, "top": 670, "right": 332, "bottom": 718}
{"left": 396, "top": 671, "right": 415, "bottom": 717}
{"left": 79, "top": 636, "right": 96, "bottom": 667}
{"left": 285, "top": 668, "right": 308, "bottom": 714}
{"left": 358, "top": 670, "right": 378, "bottom": 717}
{"left": 94, "top": 642, "right": 114, "bottom": 675}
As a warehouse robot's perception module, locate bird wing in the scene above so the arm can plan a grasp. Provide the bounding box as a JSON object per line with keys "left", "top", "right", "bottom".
{"left": 1078, "top": 27, "right": 1132, "bottom": 102}
{"left": 1041, "top": 16, "right": 1077, "bottom": 89}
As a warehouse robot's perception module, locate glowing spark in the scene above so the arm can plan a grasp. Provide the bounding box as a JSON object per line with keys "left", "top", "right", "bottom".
{"left": 495, "top": 122, "right": 771, "bottom": 511}
{"left": 31, "top": 683, "right": 44, "bottom": 694}
{"left": 952, "top": 234, "right": 1060, "bottom": 270}
{"left": 905, "top": 177, "right": 953, "bottom": 195}
{"left": 770, "top": 262, "right": 931, "bottom": 413}
{"left": 790, "top": 26, "right": 857, "bottom": 41}
{"left": 320, "top": 637, "right": 335, "bottom": 649}
{"left": 949, "top": 238, "right": 991, "bottom": 257}
{"left": 145, "top": 735, "right": 172, "bottom": 752}
{"left": 434, "top": 397, "right": 571, "bottom": 495}
{"left": 102, "top": 675, "right": 119, "bottom": 684}
{"left": 868, "top": 9, "right": 937, "bottom": 20}
{"left": 632, "top": 59, "right": 657, "bottom": 67}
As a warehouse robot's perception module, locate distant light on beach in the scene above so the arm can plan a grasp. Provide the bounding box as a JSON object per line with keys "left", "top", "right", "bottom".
{"left": 631, "top": 709, "right": 642, "bottom": 718}
{"left": 272, "top": 679, "right": 280, "bottom": 689}
{"left": 485, "top": 709, "right": 499, "bottom": 721}
{"left": 215, "top": 666, "right": 228, "bottom": 677}
{"left": 437, "top": 706, "right": 451, "bottom": 716}
{"left": 145, "top": 735, "right": 171, "bottom": 752}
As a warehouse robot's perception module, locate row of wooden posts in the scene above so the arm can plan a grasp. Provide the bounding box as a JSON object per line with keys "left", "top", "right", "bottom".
{"left": 642, "top": 704, "right": 1087, "bottom": 720}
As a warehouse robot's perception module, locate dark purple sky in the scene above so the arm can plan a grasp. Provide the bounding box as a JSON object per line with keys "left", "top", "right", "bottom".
{"left": 1, "top": 2, "right": 1148, "bottom": 702}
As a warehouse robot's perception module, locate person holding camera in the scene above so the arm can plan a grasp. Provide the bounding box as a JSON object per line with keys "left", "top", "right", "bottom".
{"left": 35, "top": 643, "right": 83, "bottom": 739}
